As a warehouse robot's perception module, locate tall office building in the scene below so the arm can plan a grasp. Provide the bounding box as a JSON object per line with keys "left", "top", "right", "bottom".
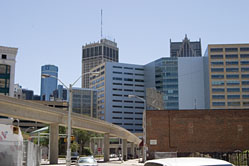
{"left": 205, "top": 44, "right": 249, "bottom": 109}
{"left": 72, "top": 88, "right": 97, "bottom": 117}
{"left": 82, "top": 39, "right": 119, "bottom": 88}
{"left": 90, "top": 62, "right": 145, "bottom": 133}
{"left": 0, "top": 46, "right": 18, "bottom": 97}
{"left": 40, "top": 64, "right": 58, "bottom": 101}
{"left": 170, "top": 35, "right": 202, "bottom": 57}
{"left": 145, "top": 57, "right": 206, "bottom": 110}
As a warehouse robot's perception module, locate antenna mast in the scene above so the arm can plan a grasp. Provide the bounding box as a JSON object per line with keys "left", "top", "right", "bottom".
{"left": 101, "top": 9, "right": 103, "bottom": 39}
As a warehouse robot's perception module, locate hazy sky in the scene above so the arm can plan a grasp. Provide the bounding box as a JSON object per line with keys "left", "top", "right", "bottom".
{"left": 1, "top": 0, "right": 249, "bottom": 94}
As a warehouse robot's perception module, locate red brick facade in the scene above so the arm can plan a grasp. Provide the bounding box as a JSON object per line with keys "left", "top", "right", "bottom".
{"left": 146, "top": 109, "right": 249, "bottom": 153}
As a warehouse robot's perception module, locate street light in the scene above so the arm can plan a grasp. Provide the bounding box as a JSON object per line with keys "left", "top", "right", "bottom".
{"left": 128, "top": 95, "right": 147, "bottom": 163}
{"left": 42, "top": 71, "right": 99, "bottom": 166}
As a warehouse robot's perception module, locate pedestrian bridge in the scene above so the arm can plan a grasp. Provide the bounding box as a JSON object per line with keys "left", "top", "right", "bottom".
{"left": 0, "top": 95, "right": 141, "bottom": 164}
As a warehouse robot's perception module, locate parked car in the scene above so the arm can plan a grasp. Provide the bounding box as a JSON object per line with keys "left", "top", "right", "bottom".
{"left": 144, "top": 157, "right": 234, "bottom": 166}
{"left": 71, "top": 152, "right": 79, "bottom": 162}
{"left": 76, "top": 156, "right": 98, "bottom": 166}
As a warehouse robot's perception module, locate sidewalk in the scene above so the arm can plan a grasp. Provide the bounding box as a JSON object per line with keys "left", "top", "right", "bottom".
{"left": 41, "top": 158, "right": 144, "bottom": 166}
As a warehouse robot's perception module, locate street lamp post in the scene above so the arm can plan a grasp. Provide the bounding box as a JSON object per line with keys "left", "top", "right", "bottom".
{"left": 128, "top": 95, "right": 147, "bottom": 163}
{"left": 42, "top": 71, "right": 99, "bottom": 166}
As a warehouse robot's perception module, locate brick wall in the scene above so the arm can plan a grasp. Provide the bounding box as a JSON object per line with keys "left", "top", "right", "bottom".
{"left": 146, "top": 109, "right": 249, "bottom": 153}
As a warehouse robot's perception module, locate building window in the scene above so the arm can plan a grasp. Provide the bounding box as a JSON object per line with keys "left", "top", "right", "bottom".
{"left": 242, "top": 74, "right": 249, "bottom": 78}
{"left": 210, "top": 48, "right": 223, "bottom": 52}
{"left": 135, "top": 73, "right": 144, "bottom": 76}
{"left": 124, "top": 106, "right": 133, "bottom": 108}
{"left": 226, "top": 68, "right": 239, "bottom": 72}
{"left": 113, "top": 123, "right": 122, "bottom": 125}
{"left": 124, "top": 123, "right": 133, "bottom": 126}
{"left": 242, "top": 81, "right": 249, "bottom": 85}
{"left": 124, "top": 67, "right": 133, "bottom": 70}
{"left": 225, "top": 54, "right": 238, "bottom": 58}
{"left": 124, "top": 83, "right": 133, "bottom": 86}
{"left": 227, "top": 80, "right": 240, "bottom": 86}
{"left": 211, "top": 75, "right": 224, "bottom": 79}
{"left": 240, "top": 47, "right": 249, "bottom": 52}
{"left": 124, "top": 78, "right": 133, "bottom": 82}
{"left": 113, "top": 94, "right": 122, "bottom": 97}
{"left": 212, "top": 88, "right": 225, "bottom": 92}
{"left": 243, "top": 102, "right": 249, "bottom": 106}
{"left": 211, "top": 68, "right": 224, "bottom": 72}
{"left": 240, "top": 54, "right": 249, "bottom": 58}
{"left": 135, "top": 68, "right": 144, "bottom": 71}
{"left": 242, "top": 88, "right": 249, "bottom": 92}
{"left": 211, "top": 54, "right": 223, "bottom": 59}
{"left": 212, "top": 95, "right": 225, "bottom": 99}
{"left": 227, "top": 95, "right": 240, "bottom": 99}
{"left": 113, "top": 100, "right": 122, "bottom": 102}
{"left": 241, "top": 61, "right": 249, "bottom": 65}
{"left": 113, "top": 71, "right": 122, "bottom": 74}
{"left": 112, "top": 111, "right": 122, "bottom": 114}
{"left": 225, "top": 48, "right": 238, "bottom": 52}
{"left": 226, "top": 74, "right": 239, "bottom": 79}
{"left": 212, "top": 102, "right": 225, "bottom": 106}
{"left": 135, "top": 84, "right": 144, "bottom": 87}
{"left": 124, "top": 72, "right": 133, "bottom": 75}
{"left": 241, "top": 68, "right": 249, "bottom": 72}
{"left": 124, "top": 112, "right": 133, "bottom": 114}
{"left": 1, "top": 54, "right": 7, "bottom": 59}
{"left": 113, "top": 66, "right": 122, "bottom": 69}
{"left": 113, "top": 83, "right": 122, "bottom": 86}
{"left": 113, "top": 105, "right": 122, "bottom": 108}
{"left": 124, "top": 117, "right": 133, "bottom": 120}
{"left": 242, "top": 95, "right": 249, "bottom": 99}
{"left": 135, "top": 79, "right": 144, "bottom": 82}
{"left": 227, "top": 88, "right": 240, "bottom": 92}
{"left": 113, "top": 77, "right": 122, "bottom": 81}
{"left": 211, "top": 61, "right": 224, "bottom": 65}
{"left": 124, "top": 100, "right": 133, "bottom": 103}
{"left": 124, "top": 89, "right": 133, "bottom": 92}
{"left": 228, "top": 102, "right": 240, "bottom": 106}
{"left": 226, "top": 61, "right": 238, "bottom": 65}
{"left": 112, "top": 117, "right": 122, "bottom": 119}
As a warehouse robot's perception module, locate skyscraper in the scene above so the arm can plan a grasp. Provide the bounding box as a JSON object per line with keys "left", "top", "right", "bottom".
{"left": 0, "top": 46, "right": 18, "bottom": 97}
{"left": 82, "top": 39, "right": 119, "bottom": 88}
{"left": 40, "top": 64, "right": 58, "bottom": 101}
{"left": 170, "top": 35, "right": 202, "bottom": 57}
{"left": 205, "top": 43, "right": 249, "bottom": 109}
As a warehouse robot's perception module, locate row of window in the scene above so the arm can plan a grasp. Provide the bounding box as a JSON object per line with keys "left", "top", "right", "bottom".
{"left": 112, "top": 71, "right": 144, "bottom": 76}
{"left": 212, "top": 80, "right": 249, "bottom": 86}
{"left": 212, "top": 101, "right": 249, "bottom": 107}
{"left": 211, "top": 61, "right": 249, "bottom": 65}
{"left": 211, "top": 74, "right": 249, "bottom": 79}
{"left": 113, "top": 66, "right": 144, "bottom": 71}
{"left": 112, "top": 105, "right": 144, "bottom": 109}
{"left": 113, "top": 82, "right": 144, "bottom": 87}
{"left": 210, "top": 47, "right": 249, "bottom": 52}
{"left": 212, "top": 94, "right": 249, "bottom": 99}
{"left": 112, "top": 88, "right": 145, "bottom": 92}
{"left": 212, "top": 88, "right": 249, "bottom": 92}
{"left": 210, "top": 54, "right": 249, "bottom": 59}
{"left": 112, "top": 77, "right": 144, "bottom": 82}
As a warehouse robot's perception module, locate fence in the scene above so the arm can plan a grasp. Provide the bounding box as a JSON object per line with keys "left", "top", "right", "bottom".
{"left": 23, "top": 141, "right": 42, "bottom": 166}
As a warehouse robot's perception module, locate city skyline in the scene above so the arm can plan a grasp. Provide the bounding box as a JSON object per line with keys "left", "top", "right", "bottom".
{"left": 1, "top": 0, "right": 249, "bottom": 94}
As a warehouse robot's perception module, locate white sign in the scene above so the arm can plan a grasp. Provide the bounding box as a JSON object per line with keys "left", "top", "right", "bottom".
{"left": 150, "top": 139, "right": 157, "bottom": 145}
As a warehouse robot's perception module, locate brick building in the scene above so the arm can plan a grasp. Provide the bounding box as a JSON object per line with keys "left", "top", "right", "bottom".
{"left": 146, "top": 109, "right": 249, "bottom": 157}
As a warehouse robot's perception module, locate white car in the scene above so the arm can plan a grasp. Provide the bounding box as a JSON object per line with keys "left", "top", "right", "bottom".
{"left": 76, "top": 156, "right": 98, "bottom": 166}
{"left": 144, "top": 157, "right": 234, "bottom": 166}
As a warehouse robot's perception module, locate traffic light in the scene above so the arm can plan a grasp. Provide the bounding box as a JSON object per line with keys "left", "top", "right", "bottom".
{"left": 71, "top": 136, "right": 75, "bottom": 143}
{"left": 64, "top": 136, "right": 75, "bottom": 143}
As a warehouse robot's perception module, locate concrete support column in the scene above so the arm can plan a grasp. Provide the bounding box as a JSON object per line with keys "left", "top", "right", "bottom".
{"left": 130, "top": 142, "right": 135, "bottom": 159}
{"left": 49, "top": 123, "right": 59, "bottom": 164}
{"left": 122, "top": 139, "right": 127, "bottom": 161}
{"left": 104, "top": 133, "right": 110, "bottom": 162}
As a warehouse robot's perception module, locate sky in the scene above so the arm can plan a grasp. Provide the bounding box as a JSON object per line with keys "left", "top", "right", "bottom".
{"left": 1, "top": 0, "right": 249, "bottom": 95}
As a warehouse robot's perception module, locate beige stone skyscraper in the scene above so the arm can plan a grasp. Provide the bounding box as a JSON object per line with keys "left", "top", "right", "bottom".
{"left": 82, "top": 39, "right": 119, "bottom": 88}
{"left": 206, "top": 43, "right": 249, "bottom": 109}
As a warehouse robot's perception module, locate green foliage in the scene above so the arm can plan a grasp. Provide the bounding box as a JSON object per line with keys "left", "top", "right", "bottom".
{"left": 71, "top": 141, "right": 79, "bottom": 152}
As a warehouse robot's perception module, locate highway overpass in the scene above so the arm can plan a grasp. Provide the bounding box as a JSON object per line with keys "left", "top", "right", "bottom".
{"left": 0, "top": 95, "right": 141, "bottom": 164}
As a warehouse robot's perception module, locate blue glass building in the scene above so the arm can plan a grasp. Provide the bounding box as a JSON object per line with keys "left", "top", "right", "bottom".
{"left": 40, "top": 65, "right": 58, "bottom": 101}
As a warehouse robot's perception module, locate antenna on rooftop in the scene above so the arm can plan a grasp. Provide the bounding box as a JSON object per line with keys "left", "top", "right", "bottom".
{"left": 101, "top": 9, "right": 103, "bottom": 39}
